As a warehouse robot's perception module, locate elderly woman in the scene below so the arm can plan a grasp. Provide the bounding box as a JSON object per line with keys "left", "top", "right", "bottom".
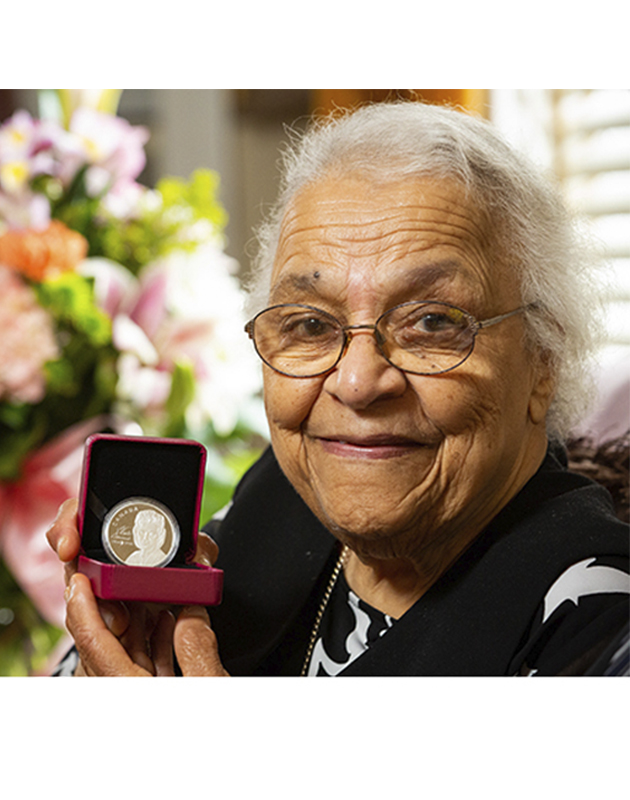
{"left": 50, "top": 101, "right": 629, "bottom": 677}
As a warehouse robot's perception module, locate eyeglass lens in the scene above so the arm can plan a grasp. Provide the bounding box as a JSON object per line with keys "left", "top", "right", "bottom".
{"left": 250, "top": 303, "right": 477, "bottom": 377}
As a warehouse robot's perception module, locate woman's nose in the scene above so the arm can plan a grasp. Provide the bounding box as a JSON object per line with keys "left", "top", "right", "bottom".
{"left": 323, "top": 329, "right": 407, "bottom": 409}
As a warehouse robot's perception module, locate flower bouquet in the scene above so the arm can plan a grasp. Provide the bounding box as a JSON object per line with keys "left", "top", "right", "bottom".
{"left": 0, "top": 91, "right": 264, "bottom": 675}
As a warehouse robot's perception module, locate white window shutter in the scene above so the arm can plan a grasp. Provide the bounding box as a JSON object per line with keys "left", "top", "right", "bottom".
{"left": 553, "top": 90, "right": 630, "bottom": 348}
{"left": 492, "top": 90, "right": 630, "bottom": 351}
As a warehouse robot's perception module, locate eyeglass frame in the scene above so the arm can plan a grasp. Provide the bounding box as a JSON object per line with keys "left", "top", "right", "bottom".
{"left": 244, "top": 300, "right": 535, "bottom": 378}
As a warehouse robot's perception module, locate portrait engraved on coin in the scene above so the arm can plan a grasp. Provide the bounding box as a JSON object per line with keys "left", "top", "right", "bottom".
{"left": 102, "top": 497, "right": 180, "bottom": 568}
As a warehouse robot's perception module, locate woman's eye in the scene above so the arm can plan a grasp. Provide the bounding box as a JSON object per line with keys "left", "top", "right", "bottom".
{"left": 300, "top": 317, "right": 329, "bottom": 336}
{"left": 283, "top": 315, "right": 334, "bottom": 338}
{"left": 394, "top": 308, "right": 469, "bottom": 348}
{"left": 415, "top": 313, "right": 457, "bottom": 332}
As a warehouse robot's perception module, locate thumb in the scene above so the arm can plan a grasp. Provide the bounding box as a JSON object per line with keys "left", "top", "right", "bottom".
{"left": 174, "top": 606, "right": 229, "bottom": 677}
{"left": 194, "top": 531, "right": 219, "bottom": 567}
{"left": 65, "top": 573, "right": 148, "bottom": 677}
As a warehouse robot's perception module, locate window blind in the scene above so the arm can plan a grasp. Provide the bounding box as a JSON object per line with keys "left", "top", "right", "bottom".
{"left": 491, "top": 90, "right": 630, "bottom": 351}
{"left": 552, "top": 90, "right": 630, "bottom": 348}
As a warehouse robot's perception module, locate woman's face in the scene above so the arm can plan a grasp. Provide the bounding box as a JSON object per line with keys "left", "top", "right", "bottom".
{"left": 263, "top": 174, "right": 554, "bottom": 558}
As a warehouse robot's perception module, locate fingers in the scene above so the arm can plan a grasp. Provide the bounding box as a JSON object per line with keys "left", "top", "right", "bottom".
{"left": 174, "top": 606, "right": 229, "bottom": 677}
{"left": 151, "top": 611, "right": 176, "bottom": 677}
{"left": 194, "top": 532, "right": 219, "bottom": 567}
{"left": 98, "top": 600, "right": 131, "bottom": 638}
{"left": 48, "top": 496, "right": 130, "bottom": 638}
{"left": 119, "top": 604, "right": 157, "bottom": 675}
{"left": 47, "top": 498, "right": 81, "bottom": 589}
{"left": 46, "top": 498, "right": 80, "bottom": 563}
{"left": 66, "top": 580, "right": 224, "bottom": 678}
{"left": 65, "top": 573, "right": 150, "bottom": 677}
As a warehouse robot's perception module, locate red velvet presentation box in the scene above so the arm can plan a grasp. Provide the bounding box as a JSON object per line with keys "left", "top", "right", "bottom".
{"left": 77, "top": 434, "right": 223, "bottom": 605}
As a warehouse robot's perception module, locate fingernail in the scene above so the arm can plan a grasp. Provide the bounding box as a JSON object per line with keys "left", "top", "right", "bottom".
{"left": 64, "top": 578, "right": 75, "bottom": 603}
{"left": 101, "top": 607, "right": 115, "bottom": 630}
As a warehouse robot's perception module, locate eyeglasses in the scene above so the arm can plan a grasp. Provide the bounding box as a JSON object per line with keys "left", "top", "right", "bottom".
{"left": 245, "top": 301, "right": 531, "bottom": 378}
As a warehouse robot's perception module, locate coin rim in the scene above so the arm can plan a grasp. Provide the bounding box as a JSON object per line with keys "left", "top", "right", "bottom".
{"left": 101, "top": 496, "right": 181, "bottom": 568}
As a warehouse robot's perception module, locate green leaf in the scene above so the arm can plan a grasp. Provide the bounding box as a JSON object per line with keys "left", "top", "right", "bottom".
{"left": 0, "top": 413, "right": 47, "bottom": 481}
{"left": 156, "top": 169, "right": 228, "bottom": 231}
{"left": 36, "top": 274, "right": 112, "bottom": 346}
{"left": 44, "top": 359, "right": 75, "bottom": 394}
{"left": 0, "top": 403, "right": 30, "bottom": 430}
{"left": 162, "top": 361, "right": 196, "bottom": 437}
{"left": 200, "top": 444, "right": 263, "bottom": 522}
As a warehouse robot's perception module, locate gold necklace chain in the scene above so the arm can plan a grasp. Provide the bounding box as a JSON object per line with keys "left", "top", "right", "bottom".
{"left": 300, "top": 545, "right": 349, "bottom": 677}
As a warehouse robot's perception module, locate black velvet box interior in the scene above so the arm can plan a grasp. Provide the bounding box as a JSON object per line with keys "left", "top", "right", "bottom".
{"left": 79, "top": 434, "right": 206, "bottom": 567}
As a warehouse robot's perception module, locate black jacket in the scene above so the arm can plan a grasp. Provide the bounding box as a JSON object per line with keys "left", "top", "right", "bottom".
{"left": 206, "top": 446, "right": 629, "bottom": 676}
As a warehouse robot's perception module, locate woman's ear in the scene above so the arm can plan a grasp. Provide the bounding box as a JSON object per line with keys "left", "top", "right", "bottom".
{"left": 528, "top": 351, "right": 556, "bottom": 425}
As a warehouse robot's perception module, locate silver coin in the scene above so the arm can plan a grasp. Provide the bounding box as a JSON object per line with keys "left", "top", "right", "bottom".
{"left": 101, "top": 497, "right": 180, "bottom": 568}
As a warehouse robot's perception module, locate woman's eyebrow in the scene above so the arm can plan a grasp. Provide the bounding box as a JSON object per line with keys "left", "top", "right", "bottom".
{"left": 275, "top": 272, "right": 320, "bottom": 293}
{"left": 270, "top": 260, "right": 474, "bottom": 302}
{"left": 269, "top": 272, "right": 324, "bottom": 301}
{"left": 403, "top": 261, "right": 470, "bottom": 291}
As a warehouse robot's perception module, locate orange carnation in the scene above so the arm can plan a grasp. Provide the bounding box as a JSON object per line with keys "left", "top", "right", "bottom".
{"left": 0, "top": 220, "right": 89, "bottom": 282}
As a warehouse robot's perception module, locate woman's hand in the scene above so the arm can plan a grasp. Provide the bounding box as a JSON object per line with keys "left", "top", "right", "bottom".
{"left": 47, "top": 498, "right": 227, "bottom": 676}
{"left": 172, "top": 605, "right": 229, "bottom": 677}
{"left": 65, "top": 573, "right": 174, "bottom": 676}
{"left": 65, "top": 573, "right": 229, "bottom": 676}
{"left": 46, "top": 499, "right": 130, "bottom": 638}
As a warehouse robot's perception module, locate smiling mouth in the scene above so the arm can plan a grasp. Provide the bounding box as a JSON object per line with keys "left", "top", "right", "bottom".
{"left": 316, "top": 435, "right": 428, "bottom": 460}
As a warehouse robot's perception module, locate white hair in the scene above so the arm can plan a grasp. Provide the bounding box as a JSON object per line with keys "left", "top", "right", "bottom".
{"left": 246, "top": 101, "right": 606, "bottom": 441}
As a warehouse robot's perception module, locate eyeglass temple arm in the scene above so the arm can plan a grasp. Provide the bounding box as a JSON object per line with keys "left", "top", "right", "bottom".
{"left": 476, "top": 303, "right": 537, "bottom": 330}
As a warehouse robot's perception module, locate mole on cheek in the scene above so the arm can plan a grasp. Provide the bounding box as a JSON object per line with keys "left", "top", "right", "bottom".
{"left": 313, "top": 271, "right": 320, "bottom": 280}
